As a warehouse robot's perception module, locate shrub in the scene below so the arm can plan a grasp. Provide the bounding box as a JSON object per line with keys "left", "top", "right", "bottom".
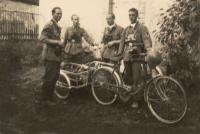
{"left": 155, "top": 0, "right": 200, "bottom": 88}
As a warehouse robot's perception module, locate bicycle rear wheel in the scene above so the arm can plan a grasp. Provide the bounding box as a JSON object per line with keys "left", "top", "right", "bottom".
{"left": 54, "top": 71, "right": 71, "bottom": 100}
{"left": 146, "top": 76, "right": 187, "bottom": 124}
{"left": 91, "top": 67, "right": 121, "bottom": 105}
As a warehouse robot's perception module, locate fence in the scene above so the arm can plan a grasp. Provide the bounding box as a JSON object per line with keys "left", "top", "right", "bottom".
{"left": 0, "top": 7, "right": 39, "bottom": 40}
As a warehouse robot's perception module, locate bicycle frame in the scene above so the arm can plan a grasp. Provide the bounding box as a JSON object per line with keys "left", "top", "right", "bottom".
{"left": 109, "top": 53, "right": 163, "bottom": 96}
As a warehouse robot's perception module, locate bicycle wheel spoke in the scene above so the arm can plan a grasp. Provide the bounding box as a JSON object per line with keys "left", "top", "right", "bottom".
{"left": 148, "top": 98, "right": 163, "bottom": 103}
{"left": 92, "top": 84, "right": 102, "bottom": 88}
{"left": 91, "top": 68, "right": 120, "bottom": 105}
{"left": 146, "top": 76, "right": 187, "bottom": 124}
{"left": 163, "top": 78, "right": 170, "bottom": 91}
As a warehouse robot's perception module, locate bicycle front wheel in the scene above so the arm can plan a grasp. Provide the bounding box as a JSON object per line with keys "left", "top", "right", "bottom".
{"left": 146, "top": 76, "right": 187, "bottom": 124}
{"left": 91, "top": 67, "right": 121, "bottom": 106}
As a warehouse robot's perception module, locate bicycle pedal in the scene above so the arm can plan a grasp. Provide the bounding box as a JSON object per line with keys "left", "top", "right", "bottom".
{"left": 130, "top": 91, "right": 137, "bottom": 96}
{"left": 123, "top": 85, "right": 132, "bottom": 92}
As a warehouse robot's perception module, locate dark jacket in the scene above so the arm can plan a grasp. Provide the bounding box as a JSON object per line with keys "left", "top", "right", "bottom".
{"left": 40, "top": 19, "right": 62, "bottom": 62}
{"left": 118, "top": 22, "right": 152, "bottom": 61}
{"left": 101, "top": 24, "right": 124, "bottom": 61}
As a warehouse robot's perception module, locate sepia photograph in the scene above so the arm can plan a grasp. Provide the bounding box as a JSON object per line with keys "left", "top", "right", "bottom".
{"left": 0, "top": 0, "right": 200, "bottom": 133}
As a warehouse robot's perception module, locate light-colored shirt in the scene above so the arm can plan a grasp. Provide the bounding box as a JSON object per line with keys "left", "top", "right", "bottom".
{"left": 107, "top": 23, "right": 116, "bottom": 29}
{"left": 130, "top": 23, "right": 136, "bottom": 28}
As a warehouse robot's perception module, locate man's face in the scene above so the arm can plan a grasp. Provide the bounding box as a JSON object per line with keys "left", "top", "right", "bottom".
{"left": 72, "top": 16, "right": 79, "bottom": 27}
{"left": 53, "top": 8, "right": 62, "bottom": 22}
{"left": 106, "top": 14, "right": 115, "bottom": 26}
{"left": 129, "top": 11, "right": 137, "bottom": 24}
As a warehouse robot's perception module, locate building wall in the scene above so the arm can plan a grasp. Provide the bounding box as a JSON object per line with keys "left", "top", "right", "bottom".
{"left": 11, "top": 0, "right": 39, "bottom": 5}
{"left": 113, "top": 0, "right": 146, "bottom": 26}
{"left": 0, "top": 0, "right": 40, "bottom": 75}
{"left": 0, "top": 0, "right": 39, "bottom": 40}
{"left": 113, "top": 0, "right": 171, "bottom": 45}
{"left": 145, "top": 0, "right": 172, "bottom": 33}
{"left": 0, "top": 0, "right": 38, "bottom": 12}
{"left": 145, "top": 0, "right": 172, "bottom": 44}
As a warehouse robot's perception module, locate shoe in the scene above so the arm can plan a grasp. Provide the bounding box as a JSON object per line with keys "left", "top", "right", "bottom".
{"left": 119, "top": 89, "right": 131, "bottom": 102}
{"left": 123, "top": 84, "right": 132, "bottom": 92}
{"left": 45, "top": 100, "right": 57, "bottom": 106}
{"left": 152, "top": 69, "right": 160, "bottom": 78}
{"left": 128, "top": 84, "right": 144, "bottom": 96}
{"left": 137, "top": 83, "right": 144, "bottom": 91}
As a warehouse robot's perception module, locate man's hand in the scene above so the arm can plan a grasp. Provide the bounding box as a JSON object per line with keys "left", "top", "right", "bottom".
{"left": 90, "top": 42, "right": 98, "bottom": 46}
{"left": 107, "top": 41, "right": 115, "bottom": 48}
{"left": 57, "top": 40, "right": 64, "bottom": 47}
{"left": 116, "top": 51, "right": 122, "bottom": 57}
{"left": 93, "top": 42, "right": 98, "bottom": 46}
{"left": 146, "top": 48, "right": 152, "bottom": 53}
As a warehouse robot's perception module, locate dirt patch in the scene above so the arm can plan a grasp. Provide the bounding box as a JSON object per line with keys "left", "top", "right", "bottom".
{"left": 0, "top": 66, "right": 200, "bottom": 134}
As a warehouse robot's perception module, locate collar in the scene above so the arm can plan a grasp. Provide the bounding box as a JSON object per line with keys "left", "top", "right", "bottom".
{"left": 51, "top": 19, "right": 61, "bottom": 29}
{"left": 107, "top": 23, "right": 116, "bottom": 29}
{"left": 52, "top": 18, "right": 58, "bottom": 23}
{"left": 73, "top": 24, "right": 80, "bottom": 29}
{"left": 130, "top": 23, "right": 136, "bottom": 28}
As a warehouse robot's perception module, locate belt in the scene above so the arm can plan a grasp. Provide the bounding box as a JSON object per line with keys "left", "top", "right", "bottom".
{"left": 69, "top": 39, "right": 82, "bottom": 44}
{"left": 125, "top": 42, "right": 144, "bottom": 47}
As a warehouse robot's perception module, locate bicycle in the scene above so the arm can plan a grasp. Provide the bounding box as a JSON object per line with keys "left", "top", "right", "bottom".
{"left": 91, "top": 43, "right": 187, "bottom": 124}
{"left": 55, "top": 45, "right": 187, "bottom": 124}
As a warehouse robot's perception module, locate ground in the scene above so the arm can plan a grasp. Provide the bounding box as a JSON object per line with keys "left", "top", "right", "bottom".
{"left": 0, "top": 65, "right": 200, "bottom": 134}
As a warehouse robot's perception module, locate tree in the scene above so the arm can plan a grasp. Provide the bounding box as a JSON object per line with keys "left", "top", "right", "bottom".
{"left": 155, "top": 0, "right": 200, "bottom": 87}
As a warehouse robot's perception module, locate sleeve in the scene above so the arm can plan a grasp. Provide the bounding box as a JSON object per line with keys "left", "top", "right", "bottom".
{"left": 63, "top": 28, "right": 69, "bottom": 47}
{"left": 119, "top": 27, "right": 124, "bottom": 39}
{"left": 82, "top": 28, "right": 94, "bottom": 45}
{"left": 141, "top": 25, "right": 152, "bottom": 49}
{"left": 118, "top": 28, "right": 126, "bottom": 54}
{"left": 39, "top": 23, "right": 52, "bottom": 42}
{"left": 101, "top": 28, "right": 106, "bottom": 44}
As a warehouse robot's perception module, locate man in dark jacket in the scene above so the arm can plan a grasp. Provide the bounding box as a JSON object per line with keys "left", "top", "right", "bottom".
{"left": 117, "top": 8, "right": 152, "bottom": 108}
{"left": 101, "top": 13, "right": 124, "bottom": 63}
{"left": 40, "top": 7, "right": 63, "bottom": 105}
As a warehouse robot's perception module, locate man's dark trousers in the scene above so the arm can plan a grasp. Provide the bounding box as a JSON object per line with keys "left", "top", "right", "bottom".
{"left": 42, "top": 60, "right": 60, "bottom": 101}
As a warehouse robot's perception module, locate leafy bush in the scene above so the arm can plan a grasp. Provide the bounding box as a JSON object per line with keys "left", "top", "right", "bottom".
{"left": 155, "top": 0, "right": 200, "bottom": 87}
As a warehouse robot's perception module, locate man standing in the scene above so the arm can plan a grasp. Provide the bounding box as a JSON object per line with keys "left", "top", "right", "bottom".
{"left": 40, "top": 7, "right": 63, "bottom": 105}
{"left": 101, "top": 13, "right": 124, "bottom": 63}
{"left": 117, "top": 8, "right": 152, "bottom": 108}
{"left": 63, "top": 14, "right": 96, "bottom": 64}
